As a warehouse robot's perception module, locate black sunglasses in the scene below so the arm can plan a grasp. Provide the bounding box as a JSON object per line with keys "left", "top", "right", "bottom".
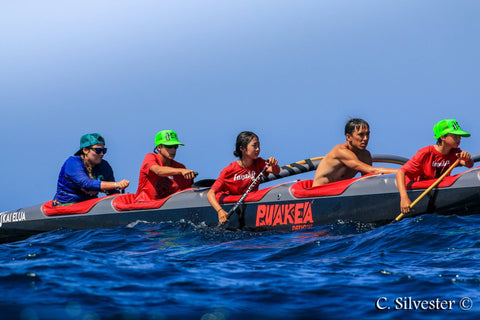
{"left": 88, "top": 147, "right": 108, "bottom": 154}
{"left": 163, "top": 145, "right": 179, "bottom": 149}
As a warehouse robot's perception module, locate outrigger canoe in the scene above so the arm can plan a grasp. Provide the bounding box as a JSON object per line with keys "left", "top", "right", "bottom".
{"left": 1, "top": 154, "right": 480, "bottom": 243}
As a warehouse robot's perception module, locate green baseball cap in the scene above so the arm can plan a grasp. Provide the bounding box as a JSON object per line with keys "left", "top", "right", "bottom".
{"left": 155, "top": 130, "right": 184, "bottom": 147}
{"left": 74, "top": 133, "right": 105, "bottom": 155}
{"left": 433, "top": 119, "right": 470, "bottom": 139}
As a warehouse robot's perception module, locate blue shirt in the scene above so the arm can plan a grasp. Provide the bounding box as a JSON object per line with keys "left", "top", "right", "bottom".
{"left": 53, "top": 156, "right": 118, "bottom": 204}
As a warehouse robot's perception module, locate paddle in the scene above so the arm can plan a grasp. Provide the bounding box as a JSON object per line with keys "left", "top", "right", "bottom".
{"left": 192, "top": 179, "right": 216, "bottom": 188}
{"left": 284, "top": 156, "right": 325, "bottom": 166}
{"left": 225, "top": 163, "right": 270, "bottom": 221}
{"left": 190, "top": 172, "right": 215, "bottom": 188}
{"left": 263, "top": 156, "right": 323, "bottom": 182}
{"left": 394, "top": 158, "right": 460, "bottom": 222}
{"left": 472, "top": 153, "right": 480, "bottom": 163}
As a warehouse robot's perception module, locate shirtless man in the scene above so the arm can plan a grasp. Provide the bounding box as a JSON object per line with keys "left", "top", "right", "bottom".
{"left": 312, "top": 118, "right": 398, "bottom": 187}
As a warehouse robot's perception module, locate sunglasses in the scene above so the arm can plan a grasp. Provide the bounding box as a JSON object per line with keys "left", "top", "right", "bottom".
{"left": 163, "top": 145, "right": 179, "bottom": 149}
{"left": 88, "top": 147, "right": 108, "bottom": 154}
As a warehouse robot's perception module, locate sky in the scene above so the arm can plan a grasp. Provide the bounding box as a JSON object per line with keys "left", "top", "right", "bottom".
{"left": 1, "top": 0, "right": 479, "bottom": 211}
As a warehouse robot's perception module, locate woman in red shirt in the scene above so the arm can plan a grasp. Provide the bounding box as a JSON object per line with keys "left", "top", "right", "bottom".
{"left": 135, "top": 130, "right": 197, "bottom": 202}
{"left": 396, "top": 119, "right": 473, "bottom": 215}
{"left": 207, "top": 131, "right": 281, "bottom": 224}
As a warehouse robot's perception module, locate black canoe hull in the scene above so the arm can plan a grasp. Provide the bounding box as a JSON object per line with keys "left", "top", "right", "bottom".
{"left": 2, "top": 168, "right": 480, "bottom": 243}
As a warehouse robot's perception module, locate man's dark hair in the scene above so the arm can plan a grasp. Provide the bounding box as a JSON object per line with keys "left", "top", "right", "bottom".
{"left": 345, "top": 118, "right": 369, "bottom": 135}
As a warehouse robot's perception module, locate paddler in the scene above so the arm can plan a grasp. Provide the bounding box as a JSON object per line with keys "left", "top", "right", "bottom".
{"left": 53, "top": 133, "right": 130, "bottom": 206}
{"left": 207, "top": 131, "right": 281, "bottom": 224}
{"left": 396, "top": 119, "right": 473, "bottom": 215}
{"left": 312, "top": 118, "right": 398, "bottom": 187}
{"left": 134, "top": 130, "right": 196, "bottom": 201}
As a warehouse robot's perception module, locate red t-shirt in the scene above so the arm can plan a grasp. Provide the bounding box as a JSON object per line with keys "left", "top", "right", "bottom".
{"left": 211, "top": 157, "right": 267, "bottom": 195}
{"left": 400, "top": 145, "right": 461, "bottom": 182}
{"left": 134, "top": 153, "right": 192, "bottom": 201}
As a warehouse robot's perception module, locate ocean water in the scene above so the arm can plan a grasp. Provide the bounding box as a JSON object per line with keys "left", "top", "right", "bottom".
{"left": 1, "top": 214, "right": 479, "bottom": 320}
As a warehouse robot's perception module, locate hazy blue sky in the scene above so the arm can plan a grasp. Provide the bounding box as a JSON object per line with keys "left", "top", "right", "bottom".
{"left": 1, "top": 1, "right": 479, "bottom": 210}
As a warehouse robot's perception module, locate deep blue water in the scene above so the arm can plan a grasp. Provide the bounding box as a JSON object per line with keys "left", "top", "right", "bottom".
{"left": 1, "top": 214, "right": 479, "bottom": 320}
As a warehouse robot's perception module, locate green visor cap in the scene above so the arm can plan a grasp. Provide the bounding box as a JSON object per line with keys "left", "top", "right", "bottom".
{"left": 155, "top": 130, "right": 184, "bottom": 147}
{"left": 74, "top": 133, "right": 105, "bottom": 155}
{"left": 433, "top": 119, "right": 471, "bottom": 139}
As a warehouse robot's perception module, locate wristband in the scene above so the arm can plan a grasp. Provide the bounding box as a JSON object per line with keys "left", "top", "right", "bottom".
{"left": 217, "top": 208, "right": 223, "bottom": 213}
{"left": 114, "top": 182, "right": 117, "bottom": 189}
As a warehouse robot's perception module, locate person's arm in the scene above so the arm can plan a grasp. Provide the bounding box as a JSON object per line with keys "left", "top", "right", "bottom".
{"left": 100, "top": 180, "right": 130, "bottom": 192}
{"left": 339, "top": 149, "right": 398, "bottom": 175}
{"left": 66, "top": 158, "right": 102, "bottom": 191}
{"left": 207, "top": 188, "right": 228, "bottom": 224}
{"left": 149, "top": 165, "right": 196, "bottom": 180}
{"left": 396, "top": 169, "right": 411, "bottom": 214}
{"left": 373, "top": 167, "right": 399, "bottom": 175}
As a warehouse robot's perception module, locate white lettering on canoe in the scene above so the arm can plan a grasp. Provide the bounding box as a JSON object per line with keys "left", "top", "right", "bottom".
{"left": 0, "top": 211, "right": 26, "bottom": 228}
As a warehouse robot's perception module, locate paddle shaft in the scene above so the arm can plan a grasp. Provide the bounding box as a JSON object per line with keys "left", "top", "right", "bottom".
{"left": 226, "top": 163, "right": 270, "bottom": 220}
{"left": 284, "top": 156, "right": 324, "bottom": 168}
{"left": 394, "top": 158, "right": 460, "bottom": 222}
